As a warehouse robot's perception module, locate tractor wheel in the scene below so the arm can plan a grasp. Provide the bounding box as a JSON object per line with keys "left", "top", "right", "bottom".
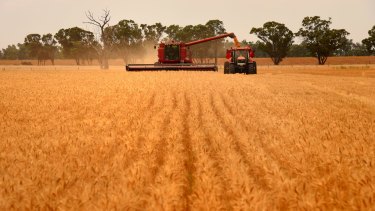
{"left": 245, "top": 65, "right": 250, "bottom": 75}
{"left": 224, "top": 62, "right": 229, "bottom": 74}
{"left": 248, "top": 62, "right": 257, "bottom": 74}
{"left": 229, "top": 63, "right": 235, "bottom": 74}
{"left": 253, "top": 62, "right": 257, "bottom": 74}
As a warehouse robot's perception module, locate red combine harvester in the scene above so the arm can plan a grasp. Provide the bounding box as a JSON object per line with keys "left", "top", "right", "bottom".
{"left": 126, "top": 33, "right": 238, "bottom": 71}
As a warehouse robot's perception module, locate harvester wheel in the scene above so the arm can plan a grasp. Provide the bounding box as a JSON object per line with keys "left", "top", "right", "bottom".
{"left": 224, "top": 62, "right": 229, "bottom": 74}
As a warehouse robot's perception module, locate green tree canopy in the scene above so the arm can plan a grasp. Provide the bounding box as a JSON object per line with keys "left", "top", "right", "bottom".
{"left": 287, "top": 44, "right": 310, "bottom": 57}
{"left": 250, "top": 21, "right": 294, "bottom": 65}
{"left": 1, "top": 45, "right": 19, "bottom": 60}
{"left": 24, "top": 34, "right": 42, "bottom": 58}
{"left": 41, "top": 33, "right": 58, "bottom": 65}
{"left": 164, "top": 24, "right": 182, "bottom": 41}
{"left": 141, "top": 23, "right": 166, "bottom": 44}
{"left": 206, "top": 20, "right": 226, "bottom": 36}
{"left": 362, "top": 25, "right": 375, "bottom": 55}
{"left": 164, "top": 24, "right": 196, "bottom": 42}
{"left": 296, "top": 16, "right": 350, "bottom": 65}
{"left": 55, "top": 27, "right": 97, "bottom": 65}
{"left": 17, "top": 43, "right": 30, "bottom": 60}
{"left": 205, "top": 20, "right": 227, "bottom": 64}
{"left": 109, "top": 19, "right": 143, "bottom": 63}
{"left": 346, "top": 42, "right": 369, "bottom": 56}
{"left": 24, "top": 34, "right": 52, "bottom": 64}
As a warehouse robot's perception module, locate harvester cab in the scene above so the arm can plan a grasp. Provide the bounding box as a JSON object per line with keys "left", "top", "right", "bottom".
{"left": 165, "top": 45, "right": 179, "bottom": 60}
{"left": 224, "top": 46, "right": 257, "bottom": 74}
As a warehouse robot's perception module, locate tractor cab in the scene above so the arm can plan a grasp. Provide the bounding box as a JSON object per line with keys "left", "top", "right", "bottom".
{"left": 232, "top": 49, "right": 250, "bottom": 66}
{"left": 226, "top": 47, "right": 254, "bottom": 63}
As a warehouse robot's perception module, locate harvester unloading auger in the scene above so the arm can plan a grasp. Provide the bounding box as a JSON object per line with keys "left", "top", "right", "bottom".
{"left": 126, "top": 33, "right": 240, "bottom": 71}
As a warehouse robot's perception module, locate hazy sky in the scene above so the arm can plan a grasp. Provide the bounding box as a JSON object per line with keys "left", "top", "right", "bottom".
{"left": 0, "top": 0, "right": 374, "bottom": 49}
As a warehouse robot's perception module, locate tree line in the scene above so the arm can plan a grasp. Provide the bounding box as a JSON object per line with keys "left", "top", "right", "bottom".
{"left": 250, "top": 16, "right": 374, "bottom": 65}
{"left": 0, "top": 12, "right": 374, "bottom": 66}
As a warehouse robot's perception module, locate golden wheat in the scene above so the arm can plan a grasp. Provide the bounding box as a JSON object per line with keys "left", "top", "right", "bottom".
{"left": 0, "top": 66, "right": 374, "bottom": 210}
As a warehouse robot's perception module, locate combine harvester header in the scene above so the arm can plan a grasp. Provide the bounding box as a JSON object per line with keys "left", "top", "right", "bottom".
{"left": 126, "top": 33, "right": 240, "bottom": 71}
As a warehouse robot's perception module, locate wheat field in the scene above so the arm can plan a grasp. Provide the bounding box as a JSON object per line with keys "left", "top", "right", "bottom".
{"left": 0, "top": 66, "right": 374, "bottom": 210}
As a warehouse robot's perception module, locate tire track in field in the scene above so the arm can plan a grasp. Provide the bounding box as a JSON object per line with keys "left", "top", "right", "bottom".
{"left": 142, "top": 89, "right": 192, "bottom": 210}
{"left": 119, "top": 90, "right": 173, "bottom": 210}
{"left": 196, "top": 88, "right": 267, "bottom": 209}
{"left": 209, "top": 92, "right": 270, "bottom": 189}
{"left": 117, "top": 91, "right": 158, "bottom": 171}
{"left": 194, "top": 97, "right": 232, "bottom": 209}
{"left": 218, "top": 92, "right": 294, "bottom": 180}
{"left": 226, "top": 89, "right": 309, "bottom": 177}
{"left": 304, "top": 82, "right": 375, "bottom": 109}
{"left": 148, "top": 91, "right": 176, "bottom": 184}
{"left": 182, "top": 92, "right": 195, "bottom": 210}
{"left": 231, "top": 81, "right": 373, "bottom": 173}
{"left": 227, "top": 83, "right": 373, "bottom": 181}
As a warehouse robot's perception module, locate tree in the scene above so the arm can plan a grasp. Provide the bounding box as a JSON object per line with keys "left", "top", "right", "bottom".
{"left": 139, "top": 23, "right": 166, "bottom": 62}
{"left": 165, "top": 24, "right": 195, "bottom": 42}
{"left": 250, "top": 21, "right": 294, "bottom": 65}
{"left": 17, "top": 43, "right": 30, "bottom": 60}
{"left": 179, "top": 25, "right": 196, "bottom": 42}
{"left": 296, "top": 16, "right": 350, "bottom": 65}
{"left": 41, "top": 34, "right": 57, "bottom": 65}
{"left": 287, "top": 44, "right": 310, "bottom": 57}
{"left": 1, "top": 45, "right": 19, "bottom": 59}
{"left": 205, "top": 20, "right": 226, "bottom": 64}
{"left": 362, "top": 25, "right": 375, "bottom": 55}
{"left": 110, "top": 19, "right": 143, "bottom": 64}
{"left": 55, "top": 27, "right": 96, "bottom": 65}
{"left": 24, "top": 34, "right": 44, "bottom": 64}
{"left": 347, "top": 42, "right": 369, "bottom": 56}
{"left": 190, "top": 24, "right": 210, "bottom": 63}
{"left": 1, "top": 43, "right": 33, "bottom": 60}
{"left": 164, "top": 24, "right": 182, "bottom": 41}
{"left": 85, "top": 9, "right": 111, "bottom": 69}
{"left": 141, "top": 23, "right": 166, "bottom": 44}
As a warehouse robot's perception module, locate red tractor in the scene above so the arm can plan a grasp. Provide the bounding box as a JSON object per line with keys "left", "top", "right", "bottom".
{"left": 224, "top": 46, "right": 257, "bottom": 74}
{"left": 126, "top": 33, "right": 238, "bottom": 71}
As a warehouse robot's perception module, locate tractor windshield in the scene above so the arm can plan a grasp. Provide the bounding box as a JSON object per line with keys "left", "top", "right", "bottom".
{"left": 235, "top": 50, "right": 249, "bottom": 60}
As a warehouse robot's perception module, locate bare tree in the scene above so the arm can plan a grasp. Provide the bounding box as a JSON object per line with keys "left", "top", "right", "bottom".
{"left": 85, "top": 9, "right": 111, "bottom": 69}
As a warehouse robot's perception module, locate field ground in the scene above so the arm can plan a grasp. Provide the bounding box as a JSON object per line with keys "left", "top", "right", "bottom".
{"left": 0, "top": 65, "right": 374, "bottom": 210}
